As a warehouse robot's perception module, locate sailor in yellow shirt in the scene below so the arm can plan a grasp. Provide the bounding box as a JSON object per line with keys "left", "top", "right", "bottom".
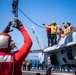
{"left": 64, "top": 25, "right": 69, "bottom": 36}
{"left": 67, "top": 22, "right": 74, "bottom": 33}
{"left": 26, "top": 61, "right": 31, "bottom": 71}
{"left": 45, "top": 22, "right": 64, "bottom": 46}
{"left": 22, "top": 60, "right": 26, "bottom": 70}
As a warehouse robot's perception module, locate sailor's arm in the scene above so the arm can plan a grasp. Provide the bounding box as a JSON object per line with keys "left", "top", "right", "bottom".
{"left": 13, "top": 17, "right": 32, "bottom": 63}
{"left": 57, "top": 22, "right": 64, "bottom": 28}
{"left": 15, "top": 26, "right": 32, "bottom": 60}
{"left": 43, "top": 24, "right": 47, "bottom": 26}
{"left": 43, "top": 24, "right": 51, "bottom": 28}
{"left": 3, "top": 21, "right": 13, "bottom": 33}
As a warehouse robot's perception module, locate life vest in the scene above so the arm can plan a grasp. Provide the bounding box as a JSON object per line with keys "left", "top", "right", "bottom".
{"left": 70, "top": 26, "right": 74, "bottom": 31}
{"left": 0, "top": 52, "right": 14, "bottom": 75}
{"left": 46, "top": 26, "right": 51, "bottom": 34}
{"left": 68, "top": 26, "right": 74, "bottom": 32}
{"left": 64, "top": 28, "right": 69, "bottom": 35}
{"left": 59, "top": 30, "right": 64, "bottom": 37}
{"left": 26, "top": 61, "right": 31, "bottom": 67}
{"left": 23, "top": 61, "right": 26, "bottom": 65}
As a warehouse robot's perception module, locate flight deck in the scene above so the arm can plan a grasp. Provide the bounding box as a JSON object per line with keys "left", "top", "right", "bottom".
{"left": 22, "top": 68, "right": 74, "bottom": 75}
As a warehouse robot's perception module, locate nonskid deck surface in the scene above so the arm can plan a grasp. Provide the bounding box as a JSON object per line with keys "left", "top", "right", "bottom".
{"left": 22, "top": 68, "right": 74, "bottom": 75}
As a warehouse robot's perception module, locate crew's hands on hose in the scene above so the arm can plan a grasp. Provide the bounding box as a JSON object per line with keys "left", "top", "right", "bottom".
{"left": 3, "top": 21, "right": 13, "bottom": 33}
{"left": 13, "top": 17, "right": 23, "bottom": 30}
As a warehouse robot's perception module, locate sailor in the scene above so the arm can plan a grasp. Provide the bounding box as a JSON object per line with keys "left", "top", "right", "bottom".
{"left": 26, "top": 60, "right": 31, "bottom": 71}
{"left": 46, "top": 22, "right": 64, "bottom": 46}
{"left": 58, "top": 28, "right": 64, "bottom": 38}
{"left": 22, "top": 60, "right": 26, "bottom": 71}
{"left": 46, "top": 66, "right": 52, "bottom": 75}
{"left": 57, "top": 28, "right": 64, "bottom": 43}
{"left": 63, "top": 24, "right": 69, "bottom": 36}
{"left": 43, "top": 24, "right": 51, "bottom": 46}
{"left": 67, "top": 22, "right": 74, "bottom": 33}
{"left": 0, "top": 17, "right": 32, "bottom": 75}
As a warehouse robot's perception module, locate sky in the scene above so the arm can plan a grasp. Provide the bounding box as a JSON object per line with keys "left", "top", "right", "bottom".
{"left": 0, "top": 0, "right": 76, "bottom": 60}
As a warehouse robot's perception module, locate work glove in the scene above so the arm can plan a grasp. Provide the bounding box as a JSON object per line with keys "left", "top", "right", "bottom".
{"left": 42, "top": 24, "right": 46, "bottom": 26}
{"left": 67, "top": 22, "right": 71, "bottom": 25}
{"left": 13, "top": 17, "right": 23, "bottom": 29}
{"left": 3, "top": 21, "right": 13, "bottom": 33}
{"left": 8, "top": 21, "right": 13, "bottom": 26}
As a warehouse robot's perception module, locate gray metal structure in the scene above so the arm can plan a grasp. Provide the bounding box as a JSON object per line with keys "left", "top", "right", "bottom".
{"left": 32, "top": 26, "right": 76, "bottom": 75}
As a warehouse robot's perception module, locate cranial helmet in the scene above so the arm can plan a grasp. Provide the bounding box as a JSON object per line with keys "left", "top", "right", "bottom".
{"left": 64, "top": 24, "right": 67, "bottom": 27}
{"left": 0, "top": 32, "right": 15, "bottom": 51}
{"left": 52, "top": 22, "right": 56, "bottom": 25}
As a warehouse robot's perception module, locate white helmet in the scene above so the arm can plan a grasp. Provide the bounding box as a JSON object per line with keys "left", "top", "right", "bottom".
{"left": 52, "top": 22, "right": 56, "bottom": 25}
{"left": 0, "top": 33, "right": 15, "bottom": 51}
